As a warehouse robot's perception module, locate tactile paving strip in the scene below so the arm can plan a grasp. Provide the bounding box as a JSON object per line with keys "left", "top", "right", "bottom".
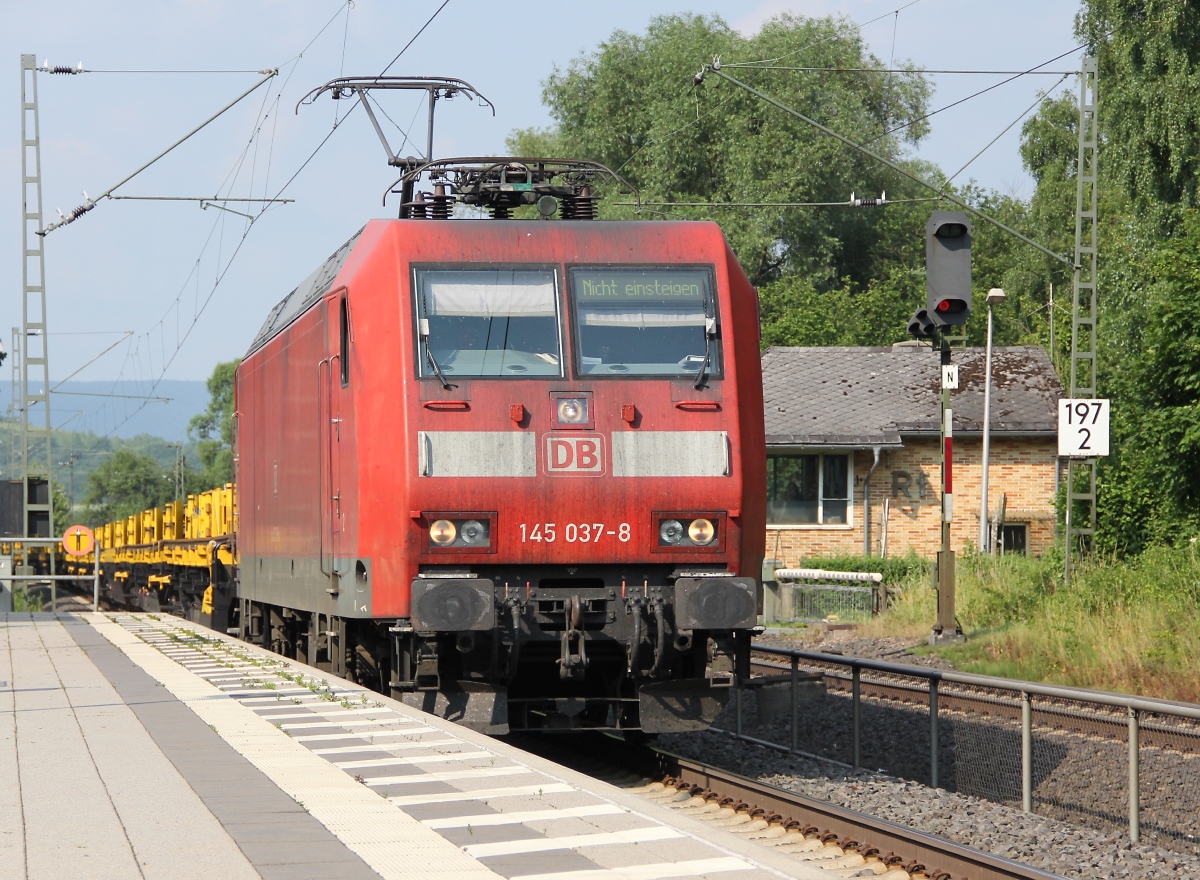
{"left": 90, "top": 613, "right": 821, "bottom": 880}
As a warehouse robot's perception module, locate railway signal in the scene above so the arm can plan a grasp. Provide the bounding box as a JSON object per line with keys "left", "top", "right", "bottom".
{"left": 906, "top": 307, "right": 937, "bottom": 340}
{"left": 927, "top": 211, "right": 973, "bottom": 327}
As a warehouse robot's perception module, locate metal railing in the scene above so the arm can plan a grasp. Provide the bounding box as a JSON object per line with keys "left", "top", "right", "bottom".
{"left": 716, "top": 645, "right": 1200, "bottom": 851}
{"left": 0, "top": 539, "right": 101, "bottom": 612}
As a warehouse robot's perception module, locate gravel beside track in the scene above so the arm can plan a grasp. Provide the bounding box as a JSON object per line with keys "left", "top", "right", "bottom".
{"left": 659, "top": 730, "right": 1200, "bottom": 879}
{"left": 655, "top": 630, "right": 1200, "bottom": 880}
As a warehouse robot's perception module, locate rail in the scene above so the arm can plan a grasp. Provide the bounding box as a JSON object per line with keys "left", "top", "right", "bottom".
{"left": 727, "top": 644, "right": 1200, "bottom": 848}
{"left": 516, "top": 732, "right": 1064, "bottom": 880}
{"left": 650, "top": 749, "right": 1064, "bottom": 880}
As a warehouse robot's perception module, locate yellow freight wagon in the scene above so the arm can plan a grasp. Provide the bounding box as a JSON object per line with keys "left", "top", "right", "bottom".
{"left": 86, "top": 484, "right": 238, "bottom": 629}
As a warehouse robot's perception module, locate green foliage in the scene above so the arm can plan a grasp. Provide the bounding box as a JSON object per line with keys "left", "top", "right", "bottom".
{"left": 188, "top": 359, "right": 239, "bottom": 489}
{"left": 537, "top": 13, "right": 932, "bottom": 287}
{"left": 875, "top": 549, "right": 1200, "bottom": 699}
{"left": 52, "top": 481, "right": 70, "bottom": 529}
{"left": 0, "top": 424, "right": 204, "bottom": 527}
{"left": 1078, "top": 1, "right": 1200, "bottom": 225}
{"left": 83, "top": 448, "right": 175, "bottom": 526}
{"left": 505, "top": 126, "right": 564, "bottom": 157}
{"left": 520, "top": 7, "right": 1200, "bottom": 555}
{"left": 529, "top": 11, "right": 1060, "bottom": 352}
{"left": 1095, "top": 211, "right": 1200, "bottom": 552}
{"left": 758, "top": 268, "right": 922, "bottom": 348}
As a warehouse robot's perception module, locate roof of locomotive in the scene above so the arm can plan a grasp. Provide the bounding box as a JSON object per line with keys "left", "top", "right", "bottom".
{"left": 246, "top": 227, "right": 363, "bottom": 358}
{"left": 243, "top": 218, "right": 734, "bottom": 359}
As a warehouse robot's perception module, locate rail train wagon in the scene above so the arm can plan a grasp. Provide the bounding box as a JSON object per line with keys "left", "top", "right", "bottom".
{"left": 73, "top": 485, "right": 237, "bottom": 615}
{"left": 89, "top": 157, "right": 767, "bottom": 735}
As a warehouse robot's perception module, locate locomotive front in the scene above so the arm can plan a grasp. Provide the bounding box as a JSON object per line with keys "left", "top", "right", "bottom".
{"left": 378, "top": 202, "right": 765, "bottom": 733}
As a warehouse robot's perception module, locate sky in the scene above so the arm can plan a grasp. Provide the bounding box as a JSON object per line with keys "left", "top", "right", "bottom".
{"left": 4, "top": 0, "right": 1080, "bottom": 439}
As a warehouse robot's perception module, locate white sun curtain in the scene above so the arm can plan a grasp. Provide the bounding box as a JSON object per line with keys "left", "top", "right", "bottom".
{"left": 425, "top": 278, "right": 557, "bottom": 317}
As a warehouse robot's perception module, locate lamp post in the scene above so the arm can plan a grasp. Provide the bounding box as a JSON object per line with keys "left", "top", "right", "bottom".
{"left": 978, "top": 288, "right": 1006, "bottom": 552}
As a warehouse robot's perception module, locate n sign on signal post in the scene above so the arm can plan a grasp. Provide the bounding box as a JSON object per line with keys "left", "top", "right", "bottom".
{"left": 1058, "top": 399, "right": 1110, "bottom": 458}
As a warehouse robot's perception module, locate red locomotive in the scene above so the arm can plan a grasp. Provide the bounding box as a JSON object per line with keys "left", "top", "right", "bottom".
{"left": 233, "top": 151, "right": 766, "bottom": 733}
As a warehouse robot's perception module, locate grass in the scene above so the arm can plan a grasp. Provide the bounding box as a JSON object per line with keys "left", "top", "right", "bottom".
{"left": 802, "top": 548, "right": 1200, "bottom": 702}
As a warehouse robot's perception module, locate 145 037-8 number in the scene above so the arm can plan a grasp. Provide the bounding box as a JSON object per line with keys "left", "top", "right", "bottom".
{"left": 519, "top": 522, "right": 631, "bottom": 543}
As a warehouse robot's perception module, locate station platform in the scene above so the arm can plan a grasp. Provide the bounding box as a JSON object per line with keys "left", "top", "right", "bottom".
{"left": 1, "top": 612, "right": 826, "bottom": 880}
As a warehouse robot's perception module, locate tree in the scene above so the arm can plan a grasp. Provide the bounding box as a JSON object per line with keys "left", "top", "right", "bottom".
{"left": 523, "top": 13, "right": 933, "bottom": 288}
{"left": 1077, "top": 1, "right": 1200, "bottom": 228}
{"left": 83, "top": 448, "right": 174, "bottom": 526}
{"left": 52, "top": 481, "right": 70, "bottom": 530}
{"left": 189, "top": 359, "right": 239, "bottom": 489}
{"left": 1092, "top": 210, "right": 1200, "bottom": 552}
{"left": 518, "top": 12, "right": 1059, "bottom": 351}
{"left": 1021, "top": 3, "right": 1200, "bottom": 551}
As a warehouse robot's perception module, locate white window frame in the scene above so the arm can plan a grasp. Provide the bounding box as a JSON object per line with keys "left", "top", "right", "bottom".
{"left": 765, "top": 449, "right": 855, "bottom": 530}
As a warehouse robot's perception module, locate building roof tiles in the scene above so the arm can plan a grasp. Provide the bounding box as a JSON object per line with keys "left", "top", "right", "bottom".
{"left": 762, "top": 344, "right": 1064, "bottom": 447}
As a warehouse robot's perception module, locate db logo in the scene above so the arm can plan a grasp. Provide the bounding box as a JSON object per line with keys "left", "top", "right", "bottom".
{"left": 544, "top": 434, "right": 605, "bottom": 475}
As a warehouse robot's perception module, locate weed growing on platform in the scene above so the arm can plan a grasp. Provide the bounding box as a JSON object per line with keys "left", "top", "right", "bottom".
{"left": 11, "top": 588, "right": 42, "bottom": 613}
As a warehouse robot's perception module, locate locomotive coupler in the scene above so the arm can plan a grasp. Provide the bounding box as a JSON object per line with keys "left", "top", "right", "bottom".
{"left": 558, "top": 593, "right": 588, "bottom": 681}
{"left": 415, "top": 636, "right": 440, "bottom": 691}
{"left": 706, "top": 637, "right": 737, "bottom": 688}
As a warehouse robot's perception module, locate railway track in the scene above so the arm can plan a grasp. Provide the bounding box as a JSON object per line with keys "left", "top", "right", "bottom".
{"left": 749, "top": 652, "right": 1200, "bottom": 754}
{"left": 513, "top": 733, "right": 1064, "bottom": 880}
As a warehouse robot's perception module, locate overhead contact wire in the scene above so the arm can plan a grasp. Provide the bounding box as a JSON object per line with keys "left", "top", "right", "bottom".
{"left": 377, "top": 0, "right": 452, "bottom": 77}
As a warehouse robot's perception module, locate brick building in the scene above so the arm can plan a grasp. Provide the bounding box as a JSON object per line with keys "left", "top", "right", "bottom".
{"left": 761, "top": 344, "right": 1064, "bottom": 565}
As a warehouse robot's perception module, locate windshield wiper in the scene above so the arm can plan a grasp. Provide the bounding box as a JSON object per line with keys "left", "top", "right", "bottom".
{"left": 419, "top": 318, "right": 452, "bottom": 390}
{"left": 693, "top": 316, "right": 717, "bottom": 390}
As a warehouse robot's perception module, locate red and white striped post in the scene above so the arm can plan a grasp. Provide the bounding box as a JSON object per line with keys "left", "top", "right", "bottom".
{"left": 933, "top": 338, "right": 964, "bottom": 644}
{"left": 943, "top": 407, "right": 953, "bottom": 521}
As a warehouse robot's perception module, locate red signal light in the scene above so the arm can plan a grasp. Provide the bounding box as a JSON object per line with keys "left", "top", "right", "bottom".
{"left": 935, "top": 299, "right": 967, "bottom": 314}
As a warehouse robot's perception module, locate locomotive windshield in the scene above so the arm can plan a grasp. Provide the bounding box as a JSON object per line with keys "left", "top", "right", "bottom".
{"left": 569, "top": 267, "right": 721, "bottom": 377}
{"left": 415, "top": 267, "right": 563, "bottom": 377}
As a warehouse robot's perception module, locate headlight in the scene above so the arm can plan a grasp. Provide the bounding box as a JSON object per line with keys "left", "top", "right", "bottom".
{"left": 688, "top": 518, "right": 715, "bottom": 545}
{"left": 657, "top": 513, "right": 721, "bottom": 549}
{"left": 459, "top": 520, "right": 488, "bottom": 545}
{"left": 429, "top": 519, "right": 457, "bottom": 545}
{"left": 556, "top": 397, "right": 588, "bottom": 424}
{"left": 659, "top": 519, "right": 684, "bottom": 545}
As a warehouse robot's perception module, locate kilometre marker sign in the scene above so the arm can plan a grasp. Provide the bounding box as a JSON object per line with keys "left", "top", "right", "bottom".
{"left": 1058, "top": 399, "right": 1110, "bottom": 457}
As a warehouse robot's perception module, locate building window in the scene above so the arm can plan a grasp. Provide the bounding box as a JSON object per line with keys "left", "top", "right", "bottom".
{"left": 767, "top": 453, "right": 851, "bottom": 526}
{"left": 999, "top": 523, "right": 1028, "bottom": 555}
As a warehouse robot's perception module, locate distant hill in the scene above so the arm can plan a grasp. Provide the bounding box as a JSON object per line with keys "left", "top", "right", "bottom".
{"left": 0, "top": 380, "right": 209, "bottom": 441}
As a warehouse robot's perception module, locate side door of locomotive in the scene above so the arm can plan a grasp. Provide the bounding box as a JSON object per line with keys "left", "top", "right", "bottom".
{"left": 319, "top": 289, "right": 349, "bottom": 583}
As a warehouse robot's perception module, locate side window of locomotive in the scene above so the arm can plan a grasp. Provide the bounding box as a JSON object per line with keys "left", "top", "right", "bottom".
{"left": 569, "top": 267, "right": 721, "bottom": 377}
{"left": 414, "top": 268, "right": 562, "bottom": 378}
{"left": 339, "top": 297, "right": 350, "bottom": 387}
